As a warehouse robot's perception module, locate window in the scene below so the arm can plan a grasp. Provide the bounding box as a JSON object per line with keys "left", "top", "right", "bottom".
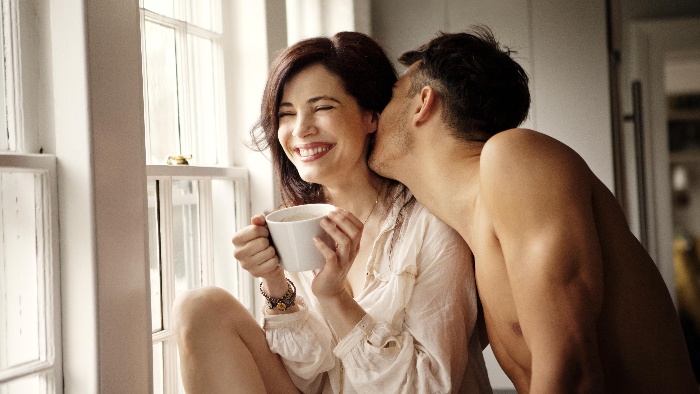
{"left": 141, "top": 0, "right": 225, "bottom": 166}
{"left": 0, "top": 0, "right": 61, "bottom": 392}
{"left": 139, "top": 0, "right": 252, "bottom": 392}
{"left": 0, "top": 156, "right": 58, "bottom": 394}
{"left": 146, "top": 167, "right": 249, "bottom": 393}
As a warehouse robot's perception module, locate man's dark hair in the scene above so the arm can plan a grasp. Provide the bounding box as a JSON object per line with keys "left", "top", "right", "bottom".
{"left": 399, "top": 26, "right": 531, "bottom": 141}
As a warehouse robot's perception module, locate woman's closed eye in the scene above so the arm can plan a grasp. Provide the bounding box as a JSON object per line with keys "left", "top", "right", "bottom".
{"left": 278, "top": 111, "right": 295, "bottom": 119}
{"left": 315, "top": 105, "right": 334, "bottom": 112}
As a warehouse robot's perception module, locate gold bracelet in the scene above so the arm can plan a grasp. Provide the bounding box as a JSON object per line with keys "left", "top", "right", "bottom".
{"left": 259, "top": 278, "right": 296, "bottom": 311}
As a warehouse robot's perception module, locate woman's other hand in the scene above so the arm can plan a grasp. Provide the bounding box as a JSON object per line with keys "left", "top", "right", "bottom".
{"left": 232, "top": 214, "right": 287, "bottom": 290}
{"left": 311, "top": 208, "right": 364, "bottom": 298}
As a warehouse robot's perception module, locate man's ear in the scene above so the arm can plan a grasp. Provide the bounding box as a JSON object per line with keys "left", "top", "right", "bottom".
{"left": 362, "top": 110, "right": 379, "bottom": 134}
{"left": 368, "top": 111, "right": 379, "bottom": 133}
{"left": 413, "top": 85, "right": 439, "bottom": 127}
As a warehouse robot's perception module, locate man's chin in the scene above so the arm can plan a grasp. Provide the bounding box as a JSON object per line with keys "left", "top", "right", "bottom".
{"left": 368, "top": 152, "right": 396, "bottom": 181}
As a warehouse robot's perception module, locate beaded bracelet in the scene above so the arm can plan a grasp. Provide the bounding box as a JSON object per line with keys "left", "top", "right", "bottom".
{"left": 259, "top": 278, "right": 296, "bottom": 311}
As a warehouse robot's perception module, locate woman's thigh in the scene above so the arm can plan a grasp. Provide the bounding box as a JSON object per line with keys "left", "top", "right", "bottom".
{"left": 173, "top": 286, "right": 299, "bottom": 394}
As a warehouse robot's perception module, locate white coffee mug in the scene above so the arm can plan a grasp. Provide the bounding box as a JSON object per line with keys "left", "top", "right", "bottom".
{"left": 265, "top": 204, "right": 336, "bottom": 272}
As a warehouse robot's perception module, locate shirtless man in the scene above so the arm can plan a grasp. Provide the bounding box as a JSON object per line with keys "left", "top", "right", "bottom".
{"left": 369, "top": 26, "right": 697, "bottom": 393}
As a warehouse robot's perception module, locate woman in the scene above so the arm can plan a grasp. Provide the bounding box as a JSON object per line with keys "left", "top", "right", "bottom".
{"left": 172, "top": 32, "right": 491, "bottom": 394}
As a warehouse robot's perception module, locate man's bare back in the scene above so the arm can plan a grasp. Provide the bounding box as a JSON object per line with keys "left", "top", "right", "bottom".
{"left": 468, "top": 129, "right": 696, "bottom": 393}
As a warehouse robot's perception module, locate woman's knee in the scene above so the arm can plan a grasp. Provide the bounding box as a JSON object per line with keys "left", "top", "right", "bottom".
{"left": 172, "top": 286, "right": 251, "bottom": 340}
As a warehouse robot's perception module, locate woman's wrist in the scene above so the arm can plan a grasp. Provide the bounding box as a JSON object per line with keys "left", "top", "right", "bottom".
{"left": 315, "top": 291, "right": 348, "bottom": 308}
{"left": 316, "top": 291, "right": 362, "bottom": 318}
{"left": 260, "top": 277, "right": 298, "bottom": 313}
{"left": 315, "top": 292, "right": 367, "bottom": 339}
{"left": 261, "top": 268, "right": 288, "bottom": 298}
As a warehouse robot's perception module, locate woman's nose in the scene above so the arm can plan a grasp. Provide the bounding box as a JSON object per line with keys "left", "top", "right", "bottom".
{"left": 292, "top": 115, "right": 318, "bottom": 138}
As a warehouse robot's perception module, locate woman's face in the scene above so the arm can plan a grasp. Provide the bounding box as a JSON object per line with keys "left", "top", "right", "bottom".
{"left": 277, "top": 63, "right": 376, "bottom": 186}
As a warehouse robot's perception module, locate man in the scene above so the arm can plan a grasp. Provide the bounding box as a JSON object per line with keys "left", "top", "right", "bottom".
{"left": 369, "top": 26, "right": 696, "bottom": 393}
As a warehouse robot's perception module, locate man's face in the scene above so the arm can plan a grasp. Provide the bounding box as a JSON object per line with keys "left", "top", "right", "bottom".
{"left": 368, "top": 64, "right": 418, "bottom": 181}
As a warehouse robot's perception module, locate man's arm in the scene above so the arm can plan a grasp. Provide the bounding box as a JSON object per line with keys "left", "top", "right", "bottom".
{"left": 480, "top": 129, "right": 604, "bottom": 393}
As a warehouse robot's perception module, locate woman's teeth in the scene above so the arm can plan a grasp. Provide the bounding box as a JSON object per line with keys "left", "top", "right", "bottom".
{"left": 298, "top": 146, "right": 330, "bottom": 157}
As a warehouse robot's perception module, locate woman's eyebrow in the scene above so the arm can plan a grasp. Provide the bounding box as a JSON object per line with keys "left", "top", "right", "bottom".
{"left": 279, "top": 95, "right": 341, "bottom": 109}
{"left": 308, "top": 95, "right": 341, "bottom": 104}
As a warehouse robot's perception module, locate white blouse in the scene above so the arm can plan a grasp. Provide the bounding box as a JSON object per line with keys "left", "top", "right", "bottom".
{"left": 261, "top": 195, "right": 492, "bottom": 394}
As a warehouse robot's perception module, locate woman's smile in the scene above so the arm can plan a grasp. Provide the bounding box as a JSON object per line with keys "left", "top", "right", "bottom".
{"left": 295, "top": 142, "right": 336, "bottom": 161}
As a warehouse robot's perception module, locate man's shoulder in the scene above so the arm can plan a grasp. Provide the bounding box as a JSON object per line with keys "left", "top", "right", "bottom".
{"left": 482, "top": 128, "right": 563, "bottom": 158}
{"left": 481, "top": 128, "right": 584, "bottom": 176}
{"left": 478, "top": 128, "right": 593, "bottom": 206}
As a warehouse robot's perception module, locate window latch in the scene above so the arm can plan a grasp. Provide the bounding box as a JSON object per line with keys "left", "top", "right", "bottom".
{"left": 167, "top": 155, "right": 192, "bottom": 165}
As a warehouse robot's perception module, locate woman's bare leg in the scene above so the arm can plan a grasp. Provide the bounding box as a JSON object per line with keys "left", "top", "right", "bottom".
{"left": 172, "top": 286, "right": 299, "bottom": 394}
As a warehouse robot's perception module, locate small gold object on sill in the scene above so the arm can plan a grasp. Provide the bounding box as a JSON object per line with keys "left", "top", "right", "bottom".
{"left": 167, "top": 155, "right": 192, "bottom": 165}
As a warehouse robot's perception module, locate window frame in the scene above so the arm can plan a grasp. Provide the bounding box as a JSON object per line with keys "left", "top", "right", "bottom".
{"left": 140, "top": 4, "right": 227, "bottom": 167}
{"left": 0, "top": 0, "right": 61, "bottom": 388}
{"left": 1, "top": 0, "right": 21, "bottom": 151}
{"left": 1, "top": 0, "right": 41, "bottom": 154}
{"left": 146, "top": 164, "right": 254, "bottom": 312}
{"left": 146, "top": 165, "right": 252, "bottom": 392}
{"left": 0, "top": 155, "right": 61, "bottom": 391}
{"left": 139, "top": 1, "right": 257, "bottom": 389}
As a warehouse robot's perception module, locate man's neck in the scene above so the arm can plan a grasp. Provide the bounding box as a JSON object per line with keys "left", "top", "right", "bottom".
{"left": 401, "top": 136, "right": 483, "bottom": 243}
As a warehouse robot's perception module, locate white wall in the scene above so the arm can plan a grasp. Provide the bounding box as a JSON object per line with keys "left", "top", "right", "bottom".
{"left": 372, "top": 0, "right": 612, "bottom": 390}
{"left": 224, "top": 0, "right": 283, "bottom": 217}
{"left": 373, "top": 0, "right": 613, "bottom": 189}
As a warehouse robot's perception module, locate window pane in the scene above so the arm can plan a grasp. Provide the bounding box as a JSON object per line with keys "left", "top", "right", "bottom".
{"left": 148, "top": 180, "right": 163, "bottom": 332}
{"left": 186, "top": 35, "right": 218, "bottom": 166}
{"left": 0, "top": 108, "right": 6, "bottom": 151}
{"left": 143, "top": 0, "right": 175, "bottom": 18}
{"left": 212, "top": 179, "right": 237, "bottom": 294}
{"left": 152, "top": 342, "right": 164, "bottom": 394}
{"left": 0, "top": 371, "right": 54, "bottom": 394}
{"left": 0, "top": 172, "right": 46, "bottom": 371}
{"left": 0, "top": 61, "right": 7, "bottom": 151}
{"left": 144, "top": 21, "right": 181, "bottom": 165}
{"left": 1, "top": 12, "right": 9, "bottom": 151}
{"left": 186, "top": 0, "right": 221, "bottom": 31}
{"left": 186, "top": 0, "right": 211, "bottom": 30}
{"left": 172, "top": 180, "right": 200, "bottom": 298}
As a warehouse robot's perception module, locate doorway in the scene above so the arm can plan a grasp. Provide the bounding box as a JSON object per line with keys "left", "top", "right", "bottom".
{"left": 667, "top": 51, "right": 700, "bottom": 380}
{"left": 624, "top": 17, "right": 700, "bottom": 381}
